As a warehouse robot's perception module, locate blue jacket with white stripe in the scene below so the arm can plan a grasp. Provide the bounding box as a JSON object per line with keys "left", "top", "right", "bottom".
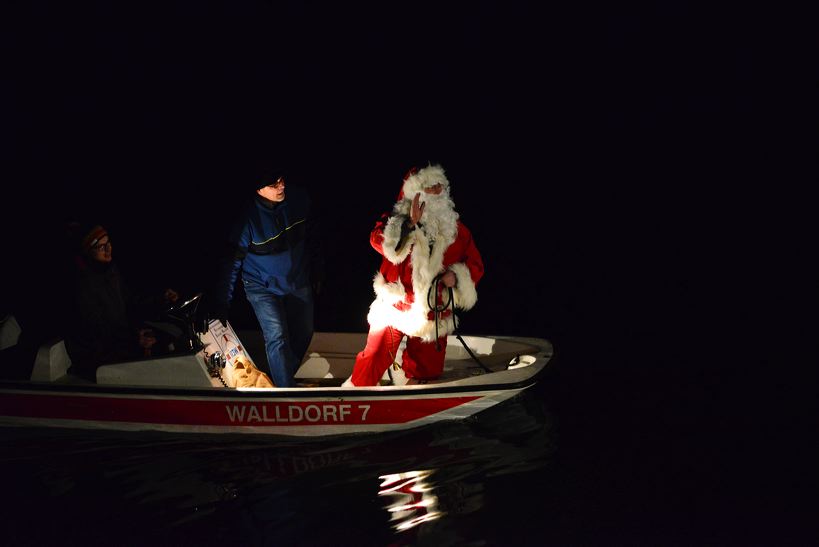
{"left": 220, "top": 185, "right": 323, "bottom": 304}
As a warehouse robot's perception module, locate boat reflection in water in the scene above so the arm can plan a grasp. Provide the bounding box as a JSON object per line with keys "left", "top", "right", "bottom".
{"left": 0, "top": 387, "right": 554, "bottom": 545}
{"left": 379, "top": 470, "right": 442, "bottom": 532}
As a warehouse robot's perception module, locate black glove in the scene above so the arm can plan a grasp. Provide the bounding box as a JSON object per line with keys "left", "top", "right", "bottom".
{"left": 209, "top": 298, "right": 229, "bottom": 328}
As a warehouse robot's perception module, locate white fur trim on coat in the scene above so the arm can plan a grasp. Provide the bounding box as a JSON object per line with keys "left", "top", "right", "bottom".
{"left": 381, "top": 215, "right": 415, "bottom": 265}
{"left": 447, "top": 262, "right": 478, "bottom": 311}
{"left": 371, "top": 272, "right": 405, "bottom": 306}
{"left": 367, "top": 297, "right": 457, "bottom": 342}
{"left": 367, "top": 223, "right": 468, "bottom": 342}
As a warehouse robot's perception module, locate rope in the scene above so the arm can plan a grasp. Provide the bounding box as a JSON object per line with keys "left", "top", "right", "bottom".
{"left": 427, "top": 275, "right": 491, "bottom": 373}
{"left": 427, "top": 275, "right": 453, "bottom": 350}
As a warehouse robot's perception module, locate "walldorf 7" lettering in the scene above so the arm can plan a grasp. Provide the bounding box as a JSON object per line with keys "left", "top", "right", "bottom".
{"left": 225, "top": 403, "right": 371, "bottom": 424}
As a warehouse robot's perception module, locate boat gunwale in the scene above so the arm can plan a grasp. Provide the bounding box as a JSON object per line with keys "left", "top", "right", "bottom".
{"left": 0, "top": 370, "right": 544, "bottom": 400}
{"left": 0, "top": 335, "right": 553, "bottom": 400}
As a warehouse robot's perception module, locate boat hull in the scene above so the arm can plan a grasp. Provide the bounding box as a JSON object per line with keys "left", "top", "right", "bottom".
{"left": 0, "top": 385, "right": 529, "bottom": 437}
{"left": 0, "top": 330, "right": 553, "bottom": 438}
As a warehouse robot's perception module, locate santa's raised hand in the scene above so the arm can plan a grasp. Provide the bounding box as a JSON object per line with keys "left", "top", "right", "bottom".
{"left": 410, "top": 192, "right": 425, "bottom": 227}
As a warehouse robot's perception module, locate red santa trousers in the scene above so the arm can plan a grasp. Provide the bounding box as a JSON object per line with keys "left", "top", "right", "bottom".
{"left": 350, "top": 326, "right": 447, "bottom": 386}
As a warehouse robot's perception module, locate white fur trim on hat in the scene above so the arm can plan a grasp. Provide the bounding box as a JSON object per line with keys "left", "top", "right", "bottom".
{"left": 401, "top": 164, "right": 449, "bottom": 199}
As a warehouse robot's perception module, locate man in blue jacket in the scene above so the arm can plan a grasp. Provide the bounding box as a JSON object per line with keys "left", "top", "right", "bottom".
{"left": 214, "top": 166, "right": 324, "bottom": 387}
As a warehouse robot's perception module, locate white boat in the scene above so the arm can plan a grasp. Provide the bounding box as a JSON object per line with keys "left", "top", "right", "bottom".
{"left": 0, "top": 296, "right": 553, "bottom": 438}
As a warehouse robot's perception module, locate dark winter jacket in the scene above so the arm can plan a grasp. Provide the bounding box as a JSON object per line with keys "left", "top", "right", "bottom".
{"left": 219, "top": 185, "right": 324, "bottom": 305}
{"left": 63, "top": 258, "right": 162, "bottom": 380}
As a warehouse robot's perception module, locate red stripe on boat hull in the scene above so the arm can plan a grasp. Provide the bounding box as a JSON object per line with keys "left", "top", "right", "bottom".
{"left": 0, "top": 392, "right": 482, "bottom": 427}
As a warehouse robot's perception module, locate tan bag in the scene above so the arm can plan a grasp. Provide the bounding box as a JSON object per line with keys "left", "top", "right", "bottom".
{"left": 231, "top": 357, "right": 275, "bottom": 388}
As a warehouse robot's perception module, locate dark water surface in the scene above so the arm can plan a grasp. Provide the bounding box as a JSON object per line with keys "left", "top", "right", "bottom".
{"left": 0, "top": 342, "right": 798, "bottom": 547}
{"left": 2, "top": 389, "right": 555, "bottom": 546}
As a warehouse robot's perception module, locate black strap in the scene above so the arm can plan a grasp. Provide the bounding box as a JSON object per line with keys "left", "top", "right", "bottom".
{"left": 427, "top": 275, "right": 491, "bottom": 372}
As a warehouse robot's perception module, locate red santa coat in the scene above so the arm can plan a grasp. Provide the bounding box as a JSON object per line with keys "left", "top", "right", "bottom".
{"left": 366, "top": 211, "right": 484, "bottom": 342}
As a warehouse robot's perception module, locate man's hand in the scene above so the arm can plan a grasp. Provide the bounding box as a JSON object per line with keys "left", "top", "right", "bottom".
{"left": 211, "top": 302, "right": 229, "bottom": 328}
{"left": 138, "top": 328, "right": 157, "bottom": 349}
{"left": 441, "top": 270, "right": 457, "bottom": 288}
{"left": 410, "top": 192, "right": 425, "bottom": 227}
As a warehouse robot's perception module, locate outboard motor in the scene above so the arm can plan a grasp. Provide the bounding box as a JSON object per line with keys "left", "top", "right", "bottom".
{"left": 160, "top": 292, "right": 205, "bottom": 353}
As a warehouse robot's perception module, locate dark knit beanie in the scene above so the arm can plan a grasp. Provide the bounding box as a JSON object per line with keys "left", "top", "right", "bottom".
{"left": 68, "top": 223, "right": 108, "bottom": 253}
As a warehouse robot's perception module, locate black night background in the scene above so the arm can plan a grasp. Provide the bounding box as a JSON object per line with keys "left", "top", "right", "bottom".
{"left": 1, "top": 1, "right": 809, "bottom": 545}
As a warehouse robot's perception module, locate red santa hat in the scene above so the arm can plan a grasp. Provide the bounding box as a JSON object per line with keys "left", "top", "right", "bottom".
{"left": 397, "top": 164, "right": 450, "bottom": 201}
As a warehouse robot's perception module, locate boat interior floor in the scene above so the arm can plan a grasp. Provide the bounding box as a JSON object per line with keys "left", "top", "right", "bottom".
{"left": 297, "top": 358, "right": 510, "bottom": 388}
{"left": 4, "top": 330, "right": 543, "bottom": 389}
{"left": 45, "top": 357, "right": 511, "bottom": 389}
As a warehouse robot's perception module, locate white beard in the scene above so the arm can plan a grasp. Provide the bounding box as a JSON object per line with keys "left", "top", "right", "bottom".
{"left": 417, "top": 190, "right": 459, "bottom": 243}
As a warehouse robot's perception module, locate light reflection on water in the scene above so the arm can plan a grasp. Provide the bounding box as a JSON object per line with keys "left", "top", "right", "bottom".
{"left": 379, "top": 470, "right": 442, "bottom": 531}
{"left": 0, "top": 391, "right": 554, "bottom": 546}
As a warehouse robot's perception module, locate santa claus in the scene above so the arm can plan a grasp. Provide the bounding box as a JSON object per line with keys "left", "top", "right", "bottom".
{"left": 344, "top": 164, "right": 484, "bottom": 387}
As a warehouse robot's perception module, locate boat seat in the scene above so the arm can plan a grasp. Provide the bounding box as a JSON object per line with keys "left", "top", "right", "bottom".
{"left": 96, "top": 353, "right": 217, "bottom": 388}
{"left": 31, "top": 338, "right": 72, "bottom": 382}
{"left": 0, "top": 314, "right": 22, "bottom": 351}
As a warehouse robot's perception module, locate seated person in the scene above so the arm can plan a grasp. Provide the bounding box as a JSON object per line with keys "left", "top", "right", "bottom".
{"left": 63, "top": 223, "right": 179, "bottom": 381}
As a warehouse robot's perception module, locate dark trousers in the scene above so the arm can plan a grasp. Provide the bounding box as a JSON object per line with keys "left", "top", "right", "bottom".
{"left": 243, "top": 280, "right": 314, "bottom": 387}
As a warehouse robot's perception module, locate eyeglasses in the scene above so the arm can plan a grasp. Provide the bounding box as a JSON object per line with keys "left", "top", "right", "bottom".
{"left": 91, "top": 240, "right": 111, "bottom": 252}
{"left": 268, "top": 176, "right": 285, "bottom": 188}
